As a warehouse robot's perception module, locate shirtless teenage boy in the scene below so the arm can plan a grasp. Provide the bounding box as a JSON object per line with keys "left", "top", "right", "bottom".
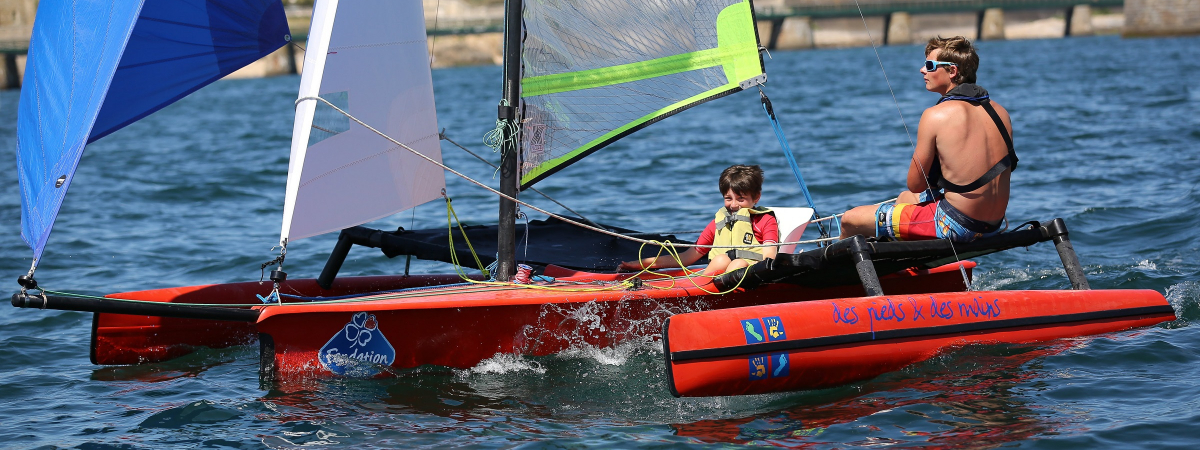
{"left": 840, "top": 36, "right": 1016, "bottom": 243}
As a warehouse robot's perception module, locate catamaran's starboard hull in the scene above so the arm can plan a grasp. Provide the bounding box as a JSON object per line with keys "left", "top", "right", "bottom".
{"left": 94, "top": 264, "right": 973, "bottom": 378}
{"left": 663, "top": 289, "right": 1175, "bottom": 397}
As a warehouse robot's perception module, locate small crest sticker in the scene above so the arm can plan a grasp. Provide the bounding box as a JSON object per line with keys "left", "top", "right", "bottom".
{"left": 318, "top": 312, "right": 396, "bottom": 377}
{"left": 749, "top": 355, "right": 769, "bottom": 380}
{"left": 771, "top": 352, "right": 790, "bottom": 378}
{"left": 743, "top": 232, "right": 754, "bottom": 245}
{"left": 763, "top": 316, "right": 786, "bottom": 341}
{"left": 741, "top": 319, "right": 765, "bottom": 344}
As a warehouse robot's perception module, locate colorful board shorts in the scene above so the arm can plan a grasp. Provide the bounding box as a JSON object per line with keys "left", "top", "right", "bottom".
{"left": 875, "top": 200, "right": 1004, "bottom": 243}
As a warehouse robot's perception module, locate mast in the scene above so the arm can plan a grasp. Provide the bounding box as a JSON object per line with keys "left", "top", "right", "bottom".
{"left": 496, "top": 0, "right": 522, "bottom": 281}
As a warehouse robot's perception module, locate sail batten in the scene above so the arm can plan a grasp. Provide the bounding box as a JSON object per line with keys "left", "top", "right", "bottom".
{"left": 518, "top": 0, "right": 763, "bottom": 188}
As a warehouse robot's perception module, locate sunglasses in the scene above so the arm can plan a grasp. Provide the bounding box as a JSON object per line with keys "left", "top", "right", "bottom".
{"left": 924, "top": 60, "right": 957, "bottom": 72}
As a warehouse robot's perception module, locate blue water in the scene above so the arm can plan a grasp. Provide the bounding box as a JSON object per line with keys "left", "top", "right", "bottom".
{"left": 2, "top": 34, "right": 1199, "bottom": 448}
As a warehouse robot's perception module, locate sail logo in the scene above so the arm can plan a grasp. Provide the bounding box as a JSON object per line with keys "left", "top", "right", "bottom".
{"left": 318, "top": 312, "right": 396, "bottom": 377}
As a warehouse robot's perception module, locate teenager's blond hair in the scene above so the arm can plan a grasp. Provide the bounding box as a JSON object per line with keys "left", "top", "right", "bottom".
{"left": 926, "top": 36, "right": 979, "bottom": 85}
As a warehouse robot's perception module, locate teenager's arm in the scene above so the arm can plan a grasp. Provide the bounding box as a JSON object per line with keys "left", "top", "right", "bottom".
{"left": 907, "top": 108, "right": 941, "bottom": 193}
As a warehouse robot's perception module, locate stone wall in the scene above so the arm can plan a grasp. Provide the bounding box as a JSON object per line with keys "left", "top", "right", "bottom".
{"left": 3, "top": 0, "right": 1199, "bottom": 86}
{"left": 1124, "top": 0, "right": 1200, "bottom": 37}
{"left": 225, "top": 32, "right": 504, "bottom": 79}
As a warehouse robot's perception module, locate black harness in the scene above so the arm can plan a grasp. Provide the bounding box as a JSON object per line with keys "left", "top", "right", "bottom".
{"left": 926, "top": 84, "right": 1018, "bottom": 194}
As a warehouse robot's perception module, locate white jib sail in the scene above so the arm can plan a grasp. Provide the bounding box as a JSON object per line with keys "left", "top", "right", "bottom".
{"left": 281, "top": 0, "right": 444, "bottom": 246}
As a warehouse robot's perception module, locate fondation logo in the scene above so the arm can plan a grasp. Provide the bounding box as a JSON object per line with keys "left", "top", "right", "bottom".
{"left": 319, "top": 312, "right": 396, "bottom": 377}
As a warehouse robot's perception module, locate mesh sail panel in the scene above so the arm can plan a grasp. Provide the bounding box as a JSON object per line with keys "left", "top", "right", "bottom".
{"left": 519, "top": 0, "right": 764, "bottom": 188}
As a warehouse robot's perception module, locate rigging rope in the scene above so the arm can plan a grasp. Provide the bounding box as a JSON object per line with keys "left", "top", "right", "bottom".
{"left": 851, "top": 0, "right": 972, "bottom": 291}
{"left": 293, "top": 95, "right": 817, "bottom": 253}
{"left": 429, "top": 0, "right": 441, "bottom": 67}
{"left": 757, "top": 87, "right": 830, "bottom": 241}
{"left": 440, "top": 130, "right": 604, "bottom": 230}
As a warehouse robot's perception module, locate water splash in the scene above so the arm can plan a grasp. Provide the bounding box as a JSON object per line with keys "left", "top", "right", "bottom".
{"left": 1164, "top": 281, "right": 1200, "bottom": 326}
{"left": 465, "top": 353, "right": 546, "bottom": 375}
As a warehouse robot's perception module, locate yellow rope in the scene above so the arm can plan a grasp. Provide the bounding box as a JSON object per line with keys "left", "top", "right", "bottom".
{"left": 41, "top": 197, "right": 758, "bottom": 309}
{"left": 444, "top": 196, "right": 489, "bottom": 279}
{"left": 618, "top": 240, "right": 753, "bottom": 295}
{"left": 436, "top": 194, "right": 754, "bottom": 294}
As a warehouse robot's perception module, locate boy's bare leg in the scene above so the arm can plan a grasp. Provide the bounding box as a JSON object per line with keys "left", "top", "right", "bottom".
{"left": 702, "top": 254, "right": 731, "bottom": 276}
{"left": 725, "top": 258, "right": 751, "bottom": 273}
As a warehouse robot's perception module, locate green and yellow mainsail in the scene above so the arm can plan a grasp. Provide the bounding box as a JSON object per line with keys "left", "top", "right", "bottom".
{"left": 518, "top": 0, "right": 765, "bottom": 188}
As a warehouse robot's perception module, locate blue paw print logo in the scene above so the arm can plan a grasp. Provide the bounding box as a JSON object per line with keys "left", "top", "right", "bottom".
{"left": 318, "top": 312, "right": 396, "bottom": 377}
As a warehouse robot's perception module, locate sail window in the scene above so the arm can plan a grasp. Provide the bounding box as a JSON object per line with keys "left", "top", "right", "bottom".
{"left": 308, "top": 91, "right": 351, "bottom": 147}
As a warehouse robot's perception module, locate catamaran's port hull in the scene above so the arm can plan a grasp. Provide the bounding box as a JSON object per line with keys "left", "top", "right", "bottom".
{"left": 93, "top": 275, "right": 477, "bottom": 365}
{"left": 93, "top": 263, "right": 974, "bottom": 378}
{"left": 663, "top": 289, "right": 1175, "bottom": 397}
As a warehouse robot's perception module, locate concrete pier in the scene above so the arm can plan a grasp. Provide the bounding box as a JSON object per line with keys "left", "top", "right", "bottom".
{"left": 885, "top": 12, "right": 913, "bottom": 45}
{"left": 757, "top": 20, "right": 776, "bottom": 49}
{"left": 427, "top": 33, "right": 504, "bottom": 67}
{"left": 1066, "top": 5, "right": 1095, "bottom": 36}
{"left": 977, "top": 8, "right": 1007, "bottom": 40}
{"left": 1124, "top": 0, "right": 1200, "bottom": 37}
{"left": 776, "top": 16, "right": 816, "bottom": 50}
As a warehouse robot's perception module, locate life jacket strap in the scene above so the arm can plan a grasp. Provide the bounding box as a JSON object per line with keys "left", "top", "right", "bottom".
{"left": 726, "top": 249, "right": 764, "bottom": 262}
{"left": 936, "top": 99, "right": 1019, "bottom": 194}
{"left": 720, "top": 213, "right": 752, "bottom": 230}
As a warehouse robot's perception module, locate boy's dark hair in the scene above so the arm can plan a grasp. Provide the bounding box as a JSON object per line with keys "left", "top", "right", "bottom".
{"left": 719, "top": 165, "right": 764, "bottom": 197}
{"left": 925, "top": 36, "right": 979, "bottom": 85}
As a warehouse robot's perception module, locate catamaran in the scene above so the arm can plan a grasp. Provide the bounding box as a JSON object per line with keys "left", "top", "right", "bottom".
{"left": 10, "top": 0, "right": 1174, "bottom": 392}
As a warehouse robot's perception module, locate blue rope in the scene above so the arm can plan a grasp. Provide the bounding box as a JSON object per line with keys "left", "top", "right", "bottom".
{"left": 759, "top": 90, "right": 830, "bottom": 239}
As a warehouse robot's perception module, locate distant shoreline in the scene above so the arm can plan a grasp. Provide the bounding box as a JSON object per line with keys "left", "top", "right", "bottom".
{"left": 0, "top": 8, "right": 1138, "bottom": 87}
{"left": 223, "top": 9, "right": 1127, "bottom": 80}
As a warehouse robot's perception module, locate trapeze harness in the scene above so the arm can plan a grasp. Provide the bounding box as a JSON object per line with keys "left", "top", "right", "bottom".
{"left": 710, "top": 206, "right": 774, "bottom": 262}
{"left": 925, "top": 84, "right": 1018, "bottom": 195}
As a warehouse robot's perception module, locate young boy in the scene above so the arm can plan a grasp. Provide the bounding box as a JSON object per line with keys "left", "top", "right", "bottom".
{"left": 618, "top": 165, "right": 779, "bottom": 275}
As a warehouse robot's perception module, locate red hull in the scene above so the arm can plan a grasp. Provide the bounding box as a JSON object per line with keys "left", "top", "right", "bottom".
{"left": 94, "top": 275, "right": 477, "bottom": 365}
{"left": 93, "top": 262, "right": 973, "bottom": 377}
{"left": 663, "top": 289, "right": 1175, "bottom": 397}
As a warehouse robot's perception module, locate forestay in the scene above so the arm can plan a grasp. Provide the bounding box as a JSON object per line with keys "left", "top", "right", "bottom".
{"left": 281, "top": 0, "right": 444, "bottom": 245}
{"left": 16, "top": 0, "right": 289, "bottom": 266}
{"left": 518, "top": 0, "right": 765, "bottom": 188}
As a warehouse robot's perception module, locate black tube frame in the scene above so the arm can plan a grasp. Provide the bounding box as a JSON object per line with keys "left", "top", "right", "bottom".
{"left": 11, "top": 293, "right": 260, "bottom": 322}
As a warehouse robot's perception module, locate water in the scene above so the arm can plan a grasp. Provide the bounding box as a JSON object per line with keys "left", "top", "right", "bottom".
{"left": 2, "top": 35, "right": 1198, "bottom": 448}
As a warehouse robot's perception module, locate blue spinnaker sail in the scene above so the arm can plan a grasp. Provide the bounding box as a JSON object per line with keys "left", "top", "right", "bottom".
{"left": 16, "top": 0, "right": 290, "bottom": 265}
